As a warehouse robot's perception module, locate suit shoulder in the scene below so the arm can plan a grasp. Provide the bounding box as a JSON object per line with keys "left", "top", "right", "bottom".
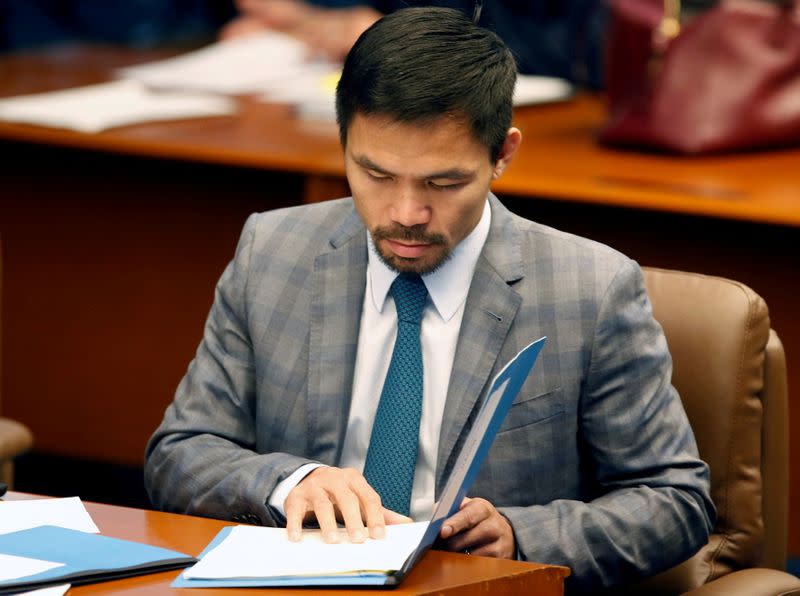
{"left": 243, "top": 198, "right": 358, "bottom": 254}
{"left": 517, "top": 214, "right": 632, "bottom": 266}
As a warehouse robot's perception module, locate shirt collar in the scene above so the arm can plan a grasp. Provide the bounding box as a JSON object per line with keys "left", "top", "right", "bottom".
{"left": 366, "top": 199, "right": 491, "bottom": 322}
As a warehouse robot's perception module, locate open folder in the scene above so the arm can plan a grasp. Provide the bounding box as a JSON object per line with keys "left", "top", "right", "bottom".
{"left": 0, "top": 525, "right": 196, "bottom": 594}
{"left": 173, "top": 336, "right": 546, "bottom": 589}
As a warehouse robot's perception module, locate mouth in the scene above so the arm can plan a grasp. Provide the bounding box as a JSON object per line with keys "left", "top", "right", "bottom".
{"left": 386, "top": 239, "right": 432, "bottom": 259}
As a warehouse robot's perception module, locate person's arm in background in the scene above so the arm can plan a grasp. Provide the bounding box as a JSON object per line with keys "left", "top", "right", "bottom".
{"left": 220, "top": 0, "right": 381, "bottom": 60}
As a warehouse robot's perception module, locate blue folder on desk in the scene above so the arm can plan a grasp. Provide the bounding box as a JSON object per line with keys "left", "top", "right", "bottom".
{"left": 0, "top": 525, "right": 196, "bottom": 594}
{"left": 173, "top": 336, "right": 546, "bottom": 589}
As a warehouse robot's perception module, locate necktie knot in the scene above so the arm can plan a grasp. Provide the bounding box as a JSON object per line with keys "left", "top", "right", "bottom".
{"left": 391, "top": 274, "right": 428, "bottom": 324}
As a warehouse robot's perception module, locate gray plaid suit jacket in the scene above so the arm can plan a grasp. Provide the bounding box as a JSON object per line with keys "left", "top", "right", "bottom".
{"left": 145, "top": 195, "right": 714, "bottom": 592}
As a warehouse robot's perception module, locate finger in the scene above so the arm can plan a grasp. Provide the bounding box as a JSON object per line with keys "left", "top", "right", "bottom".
{"left": 334, "top": 487, "right": 368, "bottom": 543}
{"left": 383, "top": 508, "right": 413, "bottom": 526}
{"left": 312, "top": 494, "right": 341, "bottom": 543}
{"left": 284, "top": 496, "right": 307, "bottom": 542}
{"left": 349, "top": 479, "right": 386, "bottom": 540}
{"left": 440, "top": 498, "right": 490, "bottom": 539}
{"left": 446, "top": 524, "right": 489, "bottom": 552}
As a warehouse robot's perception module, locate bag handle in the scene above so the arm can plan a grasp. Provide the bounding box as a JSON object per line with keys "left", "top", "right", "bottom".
{"left": 654, "top": 0, "right": 681, "bottom": 51}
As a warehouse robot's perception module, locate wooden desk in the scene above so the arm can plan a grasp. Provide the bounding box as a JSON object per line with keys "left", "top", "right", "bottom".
{"left": 1, "top": 46, "right": 798, "bottom": 553}
{"left": 3, "top": 493, "right": 569, "bottom": 595}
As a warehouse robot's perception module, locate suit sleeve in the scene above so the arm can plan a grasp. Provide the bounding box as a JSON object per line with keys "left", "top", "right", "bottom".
{"left": 144, "top": 214, "right": 316, "bottom": 526}
{"left": 499, "top": 259, "right": 715, "bottom": 592}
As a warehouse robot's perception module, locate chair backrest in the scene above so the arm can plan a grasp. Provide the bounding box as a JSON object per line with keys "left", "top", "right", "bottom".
{"left": 636, "top": 267, "right": 789, "bottom": 592}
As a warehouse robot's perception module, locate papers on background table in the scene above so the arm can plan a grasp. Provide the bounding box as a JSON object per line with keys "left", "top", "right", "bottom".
{"left": 118, "top": 32, "right": 342, "bottom": 119}
{"left": 116, "top": 32, "right": 573, "bottom": 121}
{"left": 0, "top": 32, "right": 574, "bottom": 133}
{"left": 0, "top": 497, "right": 98, "bottom": 535}
{"left": 0, "top": 80, "right": 235, "bottom": 133}
{"left": 514, "top": 75, "right": 574, "bottom": 106}
{"left": 117, "top": 32, "right": 338, "bottom": 96}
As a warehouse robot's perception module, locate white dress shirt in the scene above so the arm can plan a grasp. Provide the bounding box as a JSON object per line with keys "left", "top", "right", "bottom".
{"left": 269, "top": 199, "right": 491, "bottom": 520}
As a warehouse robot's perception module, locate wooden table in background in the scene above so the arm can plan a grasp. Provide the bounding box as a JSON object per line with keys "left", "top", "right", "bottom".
{"left": 3, "top": 493, "right": 569, "bottom": 595}
{"left": 1, "top": 46, "right": 798, "bottom": 554}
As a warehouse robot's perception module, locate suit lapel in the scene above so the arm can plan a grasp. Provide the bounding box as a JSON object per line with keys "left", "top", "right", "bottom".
{"left": 306, "top": 207, "right": 367, "bottom": 466}
{"left": 435, "top": 196, "right": 524, "bottom": 493}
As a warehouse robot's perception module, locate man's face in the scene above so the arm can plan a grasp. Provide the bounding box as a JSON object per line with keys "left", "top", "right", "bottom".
{"left": 345, "top": 113, "right": 519, "bottom": 275}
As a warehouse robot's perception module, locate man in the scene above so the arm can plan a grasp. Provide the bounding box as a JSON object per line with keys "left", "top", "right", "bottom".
{"left": 145, "top": 7, "right": 714, "bottom": 592}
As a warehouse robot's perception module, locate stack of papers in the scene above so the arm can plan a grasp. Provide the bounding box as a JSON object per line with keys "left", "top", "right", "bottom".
{"left": 174, "top": 522, "right": 429, "bottom": 588}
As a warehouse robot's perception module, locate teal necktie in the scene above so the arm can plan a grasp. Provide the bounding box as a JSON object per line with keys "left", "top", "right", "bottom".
{"left": 363, "top": 273, "right": 428, "bottom": 517}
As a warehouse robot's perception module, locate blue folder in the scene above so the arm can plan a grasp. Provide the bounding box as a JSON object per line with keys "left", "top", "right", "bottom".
{"left": 174, "top": 336, "right": 547, "bottom": 589}
{"left": 0, "top": 525, "right": 196, "bottom": 594}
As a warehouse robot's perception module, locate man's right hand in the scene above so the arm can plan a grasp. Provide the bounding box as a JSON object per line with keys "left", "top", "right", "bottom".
{"left": 284, "top": 466, "right": 411, "bottom": 544}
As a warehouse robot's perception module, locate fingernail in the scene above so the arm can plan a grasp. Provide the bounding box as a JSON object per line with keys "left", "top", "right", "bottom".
{"left": 441, "top": 524, "right": 452, "bottom": 538}
{"left": 352, "top": 529, "right": 366, "bottom": 542}
{"left": 288, "top": 530, "right": 301, "bottom": 542}
{"left": 373, "top": 526, "right": 385, "bottom": 539}
{"left": 326, "top": 531, "right": 340, "bottom": 543}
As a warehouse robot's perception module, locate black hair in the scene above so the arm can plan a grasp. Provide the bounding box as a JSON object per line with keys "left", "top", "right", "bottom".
{"left": 335, "top": 6, "right": 517, "bottom": 162}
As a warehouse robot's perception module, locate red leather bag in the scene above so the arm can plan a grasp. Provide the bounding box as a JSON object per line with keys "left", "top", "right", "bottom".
{"left": 599, "top": 0, "right": 800, "bottom": 154}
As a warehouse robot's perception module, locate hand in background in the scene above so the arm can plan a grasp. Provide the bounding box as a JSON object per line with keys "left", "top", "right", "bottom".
{"left": 220, "top": 0, "right": 381, "bottom": 61}
{"left": 284, "top": 466, "right": 412, "bottom": 544}
{"left": 440, "top": 497, "right": 517, "bottom": 559}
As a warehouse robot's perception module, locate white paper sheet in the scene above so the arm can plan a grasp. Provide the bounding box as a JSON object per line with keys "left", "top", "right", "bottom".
{"left": 117, "top": 32, "right": 338, "bottom": 96}
{"left": 0, "top": 554, "right": 64, "bottom": 581}
{"left": 0, "top": 497, "right": 99, "bottom": 534}
{"left": 513, "top": 75, "right": 574, "bottom": 106}
{"left": 183, "top": 521, "right": 429, "bottom": 580}
{"left": 18, "top": 585, "right": 70, "bottom": 596}
{"left": 0, "top": 80, "right": 235, "bottom": 133}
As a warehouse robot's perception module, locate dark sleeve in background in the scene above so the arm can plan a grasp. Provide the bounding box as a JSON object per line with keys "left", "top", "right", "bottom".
{"left": 0, "top": 0, "right": 237, "bottom": 52}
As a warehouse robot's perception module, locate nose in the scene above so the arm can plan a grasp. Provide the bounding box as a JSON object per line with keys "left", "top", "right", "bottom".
{"left": 390, "top": 190, "right": 431, "bottom": 228}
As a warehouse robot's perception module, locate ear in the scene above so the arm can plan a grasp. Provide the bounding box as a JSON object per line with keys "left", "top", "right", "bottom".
{"left": 492, "top": 127, "right": 522, "bottom": 179}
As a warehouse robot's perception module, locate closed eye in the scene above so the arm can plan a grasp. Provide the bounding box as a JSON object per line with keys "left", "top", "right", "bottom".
{"left": 428, "top": 180, "right": 466, "bottom": 191}
{"left": 366, "top": 170, "right": 392, "bottom": 182}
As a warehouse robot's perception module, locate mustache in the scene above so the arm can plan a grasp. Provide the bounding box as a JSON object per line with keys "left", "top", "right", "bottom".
{"left": 372, "top": 224, "right": 446, "bottom": 246}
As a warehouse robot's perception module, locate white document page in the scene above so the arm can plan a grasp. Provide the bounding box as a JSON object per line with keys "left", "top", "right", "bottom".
{"left": 0, "top": 554, "right": 64, "bottom": 581}
{"left": 0, "top": 497, "right": 99, "bottom": 534}
{"left": 117, "top": 33, "right": 337, "bottom": 95}
{"left": 0, "top": 80, "right": 235, "bottom": 133}
{"left": 18, "top": 585, "right": 70, "bottom": 596}
{"left": 513, "top": 75, "right": 573, "bottom": 106}
{"left": 183, "top": 521, "right": 429, "bottom": 579}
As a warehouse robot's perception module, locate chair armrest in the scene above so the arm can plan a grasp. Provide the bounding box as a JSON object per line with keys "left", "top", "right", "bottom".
{"left": 685, "top": 568, "right": 800, "bottom": 596}
{"left": 0, "top": 417, "right": 33, "bottom": 459}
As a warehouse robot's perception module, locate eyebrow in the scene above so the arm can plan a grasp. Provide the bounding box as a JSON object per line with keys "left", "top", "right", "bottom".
{"left": 353, "top": 155, "right": 476, "bottom": 181}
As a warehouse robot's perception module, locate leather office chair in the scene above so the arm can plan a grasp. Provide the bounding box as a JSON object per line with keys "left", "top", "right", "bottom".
{"left": 630, "top": 267, "right": 800, "bottom": 595}
{"left": 0, "top": 239, "right": 33, "bottom": 487}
